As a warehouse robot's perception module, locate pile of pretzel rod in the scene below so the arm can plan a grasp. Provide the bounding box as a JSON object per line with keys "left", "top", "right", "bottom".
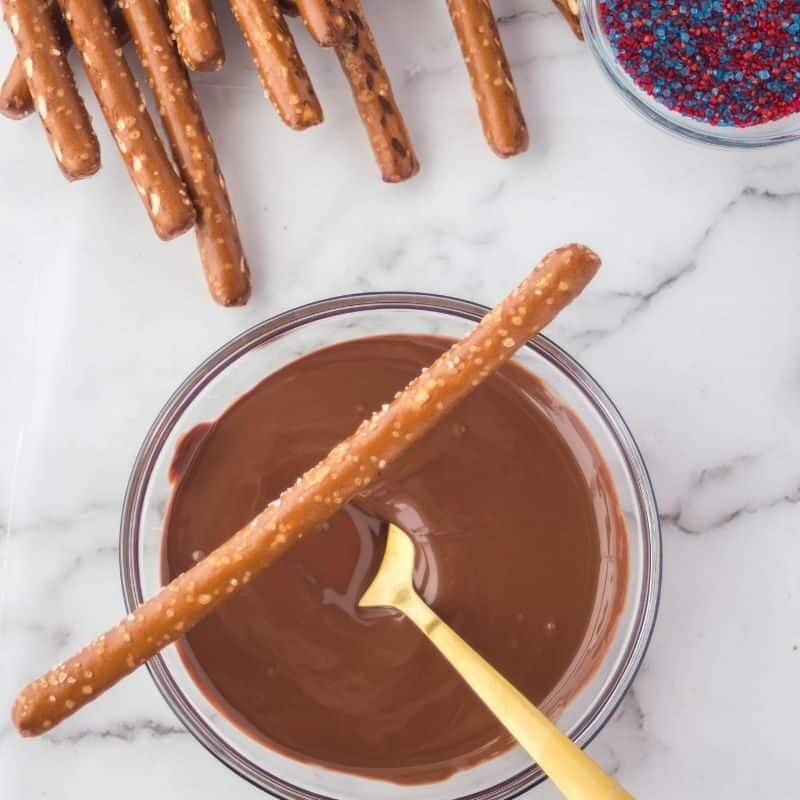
{"left": 1, "top": 0, "right": 582, "bottom": 306}
{"left": 11, "top": 242, "right": 599, "bottom": 736}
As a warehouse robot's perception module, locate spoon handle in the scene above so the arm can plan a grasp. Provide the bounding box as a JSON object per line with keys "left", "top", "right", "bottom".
{"left": 399, "top": 592, "right": 634, "bottom": 800}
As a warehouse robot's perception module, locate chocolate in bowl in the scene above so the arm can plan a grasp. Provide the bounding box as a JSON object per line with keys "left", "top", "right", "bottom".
{"left": 161, "top": 333, "right": 626, "bottom": 784}
{"left": 120, "top": 293, "right": 661, "bottom": 800}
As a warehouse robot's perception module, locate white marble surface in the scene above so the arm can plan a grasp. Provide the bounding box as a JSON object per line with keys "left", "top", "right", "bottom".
{"left": 2, "top": 1, "right": 800, "bottom": 797}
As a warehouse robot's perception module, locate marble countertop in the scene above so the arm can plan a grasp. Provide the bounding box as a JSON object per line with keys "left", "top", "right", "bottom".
{"left": 2, "top": 1, "right": 799, "bottom": 797}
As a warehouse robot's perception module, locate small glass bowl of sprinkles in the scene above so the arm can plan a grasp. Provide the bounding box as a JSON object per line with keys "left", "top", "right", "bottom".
{"left": 580, "top": 0, "right": 800, "bottom": 146}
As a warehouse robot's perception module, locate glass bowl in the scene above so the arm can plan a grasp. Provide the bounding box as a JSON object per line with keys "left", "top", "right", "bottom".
{"left": 580, "top": 0, "right": 800, "bottom": 147}
{"left": 119, "top": 293, "right": 661, "bottom": 800}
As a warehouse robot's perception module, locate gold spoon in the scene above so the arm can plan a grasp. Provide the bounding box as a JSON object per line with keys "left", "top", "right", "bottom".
{"left": 359, "top": 524, "right": 634, "bottom": 800}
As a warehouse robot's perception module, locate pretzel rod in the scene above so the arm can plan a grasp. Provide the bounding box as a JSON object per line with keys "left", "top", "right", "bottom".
{"left": 0, "top": 47, "right": 33, "bottom": 117}
{"left": 1, "top": 1, "right": 130, "bottom": 120}
{"left": 58, "top": 0, "right": 195, "bottom": 238}
{"left": 165, "top": 0, "right": 225, "bottom": 71}
{"left": 4, "top": 0, "right": 99, "bottom": 178}
{"left": 1, "top": 0, "right": 69, "bottom": 119}
{"left": 446, "top": 0, "right": 528, "bottom": 158}
{"left": 119, "top": 0, "right": 250, "bottom": 305}
{"left": 335, "top": 0, "right": 418, "bottom": 182}
{"left": 551, "top": 0, "right": 582, "bottom": 39}
{"left": 294, "top": 0, "right": 353, "bottom": 46}
{"left": 12, "top": 243, "right": 600, "bottom": 737}
{"left": 230, "top": 0, "right": 322, "bottom": 129}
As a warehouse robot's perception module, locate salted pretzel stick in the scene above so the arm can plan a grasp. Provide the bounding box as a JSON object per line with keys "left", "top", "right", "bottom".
{"left": 119, "top": 0, "right": 250, "bottom": 305}
{"left": 165, "top": 0, "right": 225, "bottom": 72}
{"left": 446, "top": 0, "right": 528, "bottom": 158}
{"left": 12, "top": 243, "right": 600, "bottom": 737}
{"left": 1, "top": 0, "right": 69, "bottom": 119}
{"left": 230, "top": 0, "right": 322, "bottom": 129}
{"left": 335, "top": 0, "right": 418, "bottom": 182}
{"left": 294, "top": 0, "right": 353, "bottom": 46}
{"left": 58, "top": 0, "right": 195, "bottom": 238}
{"left": 551, "top": 0, "right": 582, "bottom": 39}
{"left": 3, "top": 0, "right": 99, "bottom": 178}
{"left": 0, "top": 51, "right": 32, "bottom": 118}
{"left": 1, "top": 1, "right": 130, "bottom": 120}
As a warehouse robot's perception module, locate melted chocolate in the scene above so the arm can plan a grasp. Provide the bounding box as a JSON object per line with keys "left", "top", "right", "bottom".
{"left": 163, "top": 335, "right": 627, "bottom": 784}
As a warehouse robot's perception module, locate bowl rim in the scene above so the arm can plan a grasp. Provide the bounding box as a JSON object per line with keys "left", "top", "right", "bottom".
{"left": 119, "top": 291, "right": 662, "bottom": 800}
{"left": 579, "top": 0, "right": 800, "bottom": 149}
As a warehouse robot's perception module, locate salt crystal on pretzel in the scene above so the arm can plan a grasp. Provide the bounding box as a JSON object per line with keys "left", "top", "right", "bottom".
{"left": 11, "top": 244, "right": 600, "bottom": 737}
{"left": 230, "top": 0, "right": 322, "bottom": 129}
{"left": 4, "top": 0, "right": 99, "bottom": 178}
{"left": 118, "top": 0, "right": 250, "bottom": 305}
{"left": 335, "top": 0, "right": 419, "bottom": 182}
{"left": 58, "top": 0, "right": 195, "bottom": 238}
{"left": 446, "top": 0, "right": 529, "bottom": 157}
{"left": 165, "top": 0, "right": 225, "bottom": 72}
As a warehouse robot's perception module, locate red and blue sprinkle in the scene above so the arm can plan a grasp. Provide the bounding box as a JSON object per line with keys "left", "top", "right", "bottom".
{"left": 599, "top": 0, "right": 800, "bottom": 127}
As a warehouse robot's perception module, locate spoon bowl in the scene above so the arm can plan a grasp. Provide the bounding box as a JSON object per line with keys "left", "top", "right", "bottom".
{"left": 358, "top": 518, "right": 417, "bottom": 610}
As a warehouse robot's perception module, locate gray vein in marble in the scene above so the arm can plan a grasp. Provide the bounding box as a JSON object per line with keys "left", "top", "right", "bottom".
{"left": 693, "top": 452, "right": 761, "bottom": 489}
{"left": 506, "top": 45, "right": 587, "bottom": 70}
{"left": 496, "top": 6, "right": 559, "bottom": 25}
{"left": 0, "top": 720, "right": 186, "bottom": 746}
{"left": 661, "top": 482, "right": 800, "bottom": 536}
{"left": 740, "top": 186, "right": 800, "bottom": 204}
{"left": 48, "top": 720, "right": 187, "bottom": 744}
{"left": 658, "top": 446, "right": 800, "bottom": 535}
{"left": 399, "top": 51, "right": 466, "bottom": 89}
{"left": 594, "top": 688, "right": 647, "bottom": 777}
{"left": 477, "top": 178, "right": 508, "bottom": 206}
{"left": 0, "top": 536, "right": 118, "bottom": 608}
{"left": 44, "top": 545, "right": 119, "bottom": 589}
{"left": 600, "top": 745, "right": 622, "bottom": 778}
{"left": 0, "top": 618, "right": 72, "bottom": 648}
{"left": 617, "top": 687, "right": 646, "bottom": 732}
{"left": 573, "top": 185, "right": 800, "bottom": 352}
{"left": 743, "top": 161, "right": 800, "bottom": 183}
{"left": 0, "top": 504, "right": 117, "bottom": 540}
{"left": 603, "top": 259, "right": 697, "bottom": 325}
{"left": 363, "top": 245, "right": 409, "bottom": 280}
{"left": 340, "top": 224, "right": 498, "bottom": 300}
